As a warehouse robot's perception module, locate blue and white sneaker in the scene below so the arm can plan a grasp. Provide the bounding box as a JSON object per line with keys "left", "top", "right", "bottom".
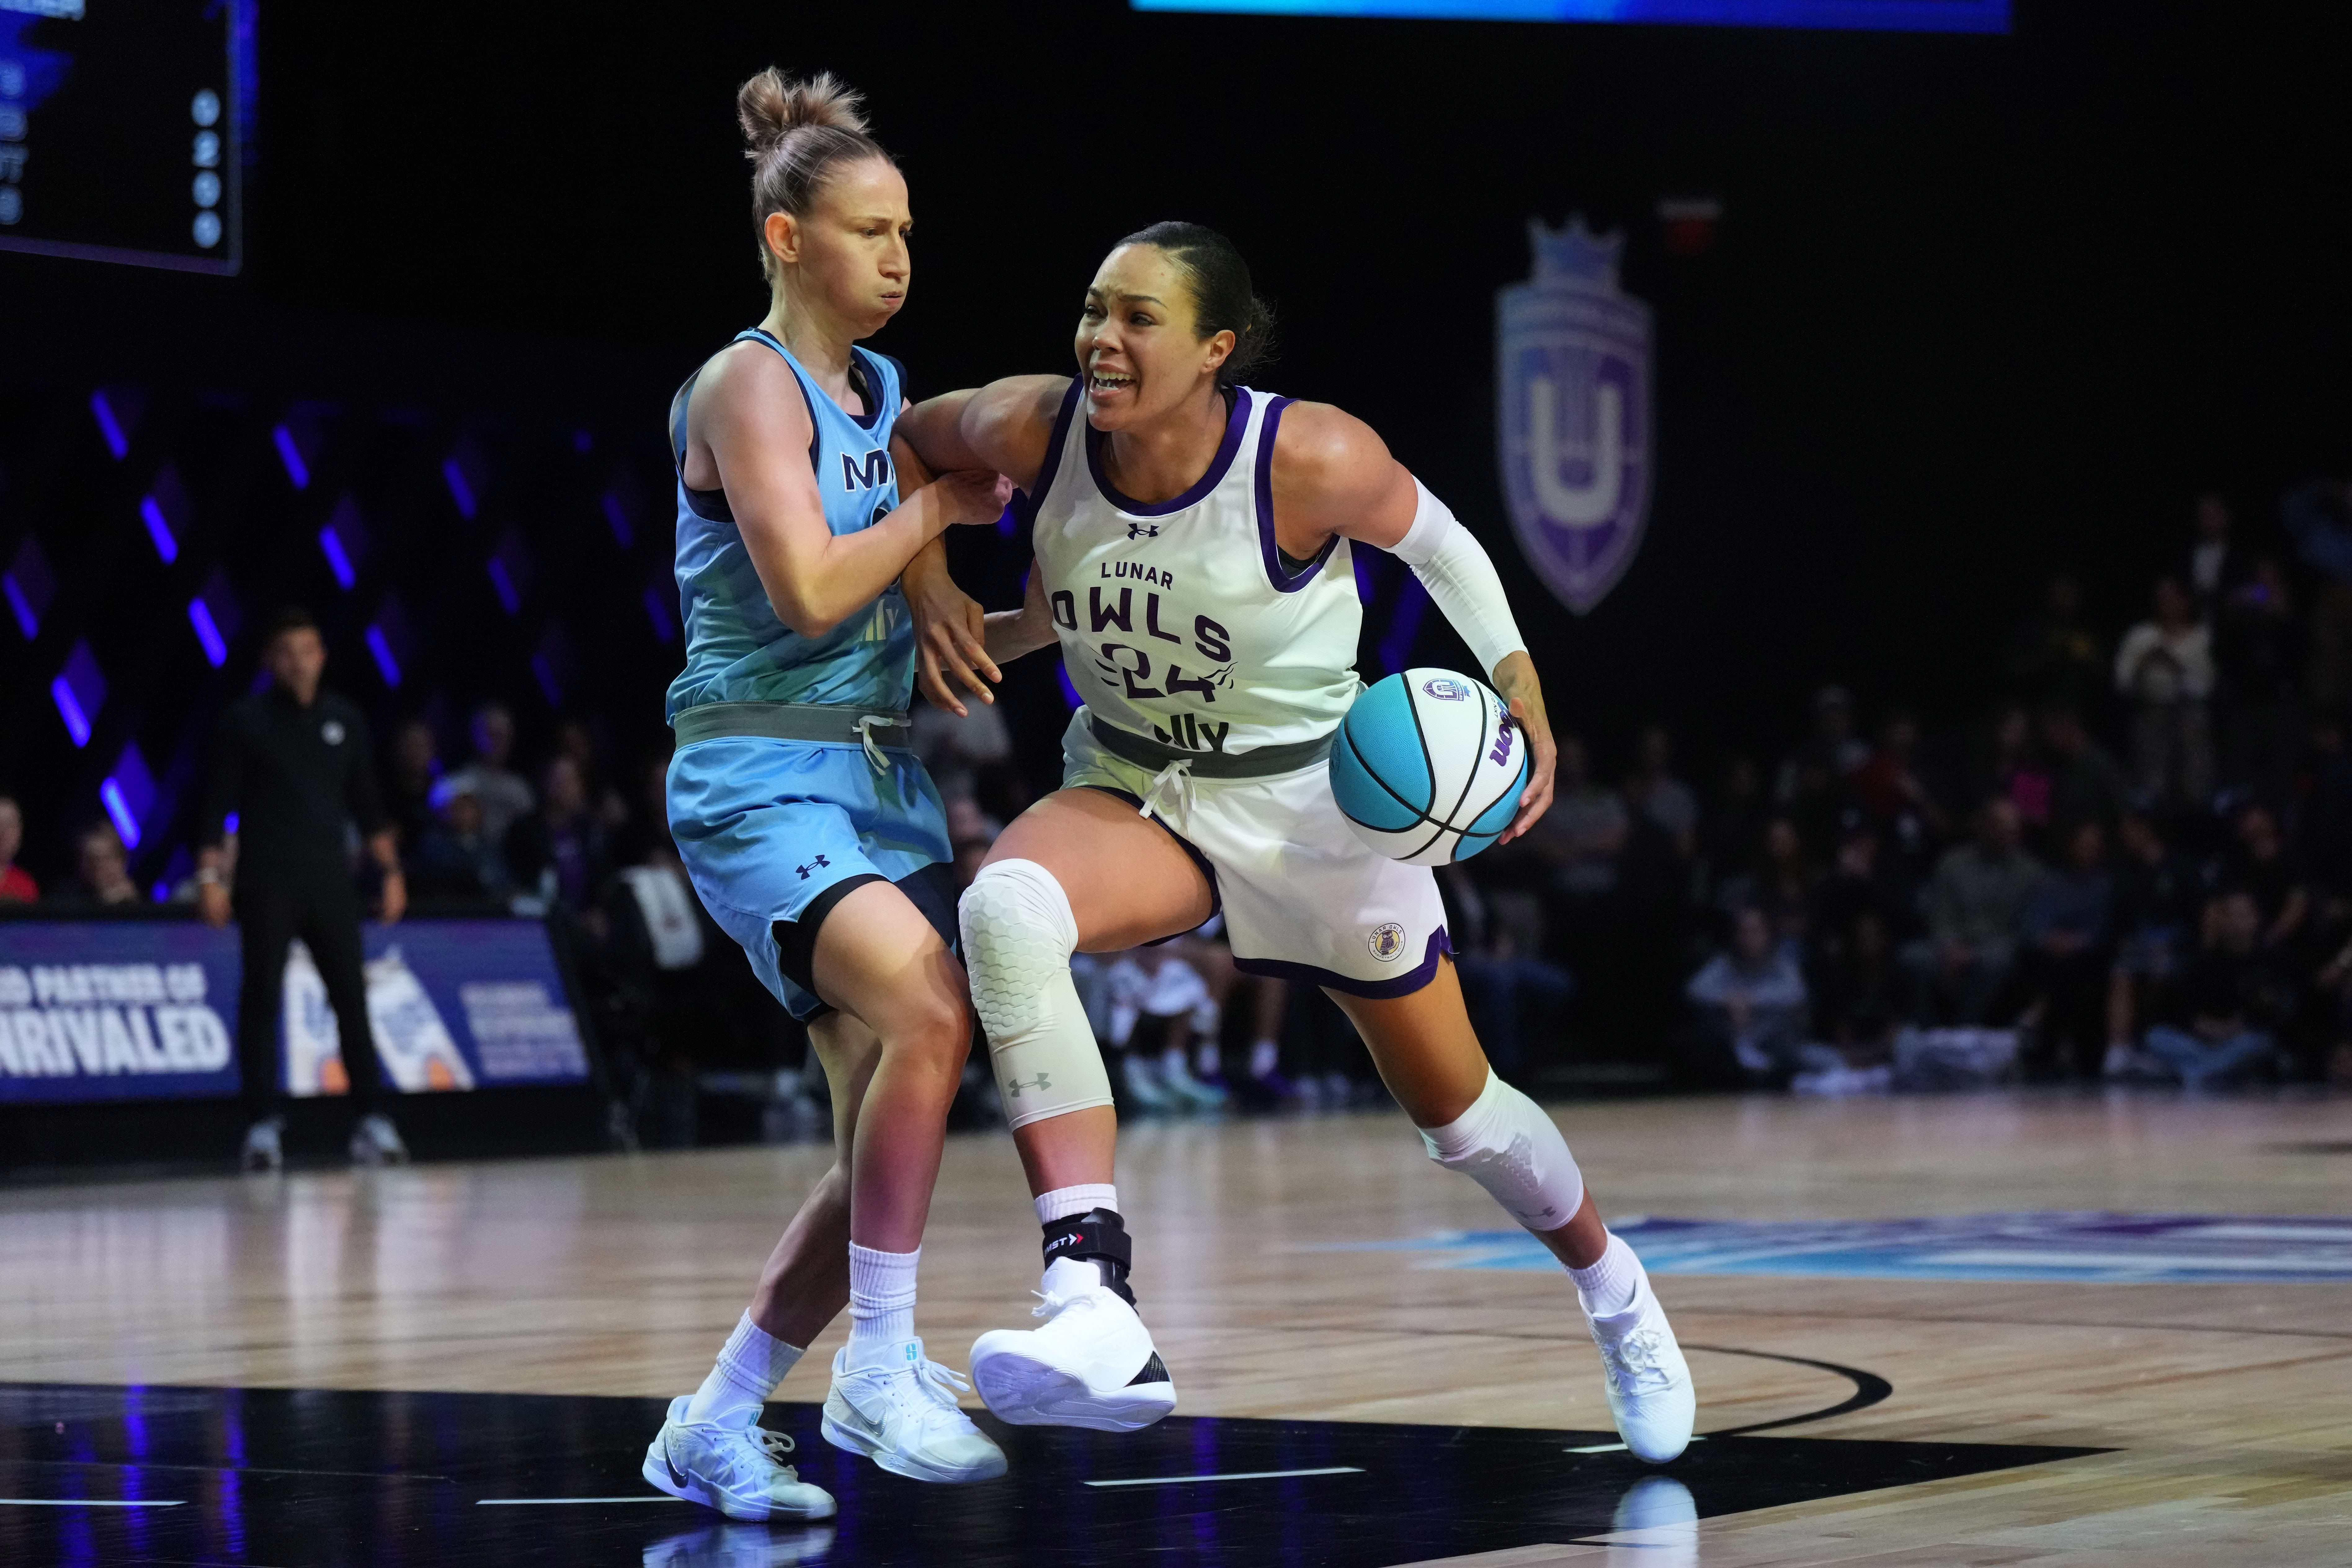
{"left": 1585, "top": 1276, "right": 1696, "bottom": 1464}
{"left": 642, "top": 1396, "right": 836, "bottom": 1521}
{"left": 821, "top": 1341, "right": 1007, "bottom": 1484}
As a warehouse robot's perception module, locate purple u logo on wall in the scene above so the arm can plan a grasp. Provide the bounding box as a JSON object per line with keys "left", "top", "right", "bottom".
{"left": 1496, "top": 217, "right": 1653, "bottom": 616}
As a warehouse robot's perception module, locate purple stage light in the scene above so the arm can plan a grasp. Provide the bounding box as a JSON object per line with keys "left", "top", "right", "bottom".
{"left": 140, "top": 495, "right": 180, "bottom": 563}
{"left": 90, "top": 390, "right": 131, "bottom": 460}
{"left": 487, "top": 557, "right": 520, "bottom": 615}
{"left": 100, "top": 780, "right": 141, "bottom": 849}
{"left": 1377, "top": 578, "right": 1430, "bottom": 676}
{"left": 52, "top": 641, "right": 106, "bottom": 747}
{"left": 642, "top": 583, "right": 676, "bottom": 644}
{"left": 319, "top": 523, "right": 357, "bottom": 589}
{"left": 5, "top": 536, "right": 55, "bottom": 639}
{"left": 271, "top": 423, "right": 311, "bottom": 490}
{"left": 602, "top": 491, "right": 634, "bottom": 548}
{"left": 1058, "top": 660, "right": 1082, "bottom": 710}
{"left": 365, "top": 624, "right": 403, "bottom": 688}
{"left": 443, "top": 456, "right": 479, "bottom": 520}
{"left": 187, "top": 598, "right": 229, "bottom": 667}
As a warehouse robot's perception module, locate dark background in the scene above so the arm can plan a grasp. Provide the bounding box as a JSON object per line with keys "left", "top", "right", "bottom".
{"left": 5, "top": 0, "right": 2350, "bottom": 881}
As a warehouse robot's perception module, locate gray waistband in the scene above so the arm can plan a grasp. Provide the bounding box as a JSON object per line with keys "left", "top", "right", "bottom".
{"left": 673, "top": 702, "right": 913, "bottom": 748}
{"left": 1087, "top": 714, "right": 1334, "bottom": 779}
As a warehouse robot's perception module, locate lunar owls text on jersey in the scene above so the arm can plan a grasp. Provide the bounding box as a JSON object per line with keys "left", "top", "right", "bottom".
{"left": 1026, "top": 384, "right": 1365, "bottom": 754}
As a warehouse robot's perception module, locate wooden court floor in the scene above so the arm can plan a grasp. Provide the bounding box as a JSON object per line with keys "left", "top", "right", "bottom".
{"left": 5, "top": 1091, "right": 2349, "bottom": 1565}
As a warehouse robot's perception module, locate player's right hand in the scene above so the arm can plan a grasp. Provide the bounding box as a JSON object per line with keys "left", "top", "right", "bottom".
{"left": 903, "top": 546, "right": 1001, "bottom": 716}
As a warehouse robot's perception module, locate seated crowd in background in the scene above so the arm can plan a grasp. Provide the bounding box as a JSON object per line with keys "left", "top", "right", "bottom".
{"left": 9, "top": 484, "right": 2352, "bottom": 1115}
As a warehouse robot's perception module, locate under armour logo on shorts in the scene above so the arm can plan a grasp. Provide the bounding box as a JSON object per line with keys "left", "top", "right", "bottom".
{"left": 794, "top": 853, "right": 832, "bottom": 880}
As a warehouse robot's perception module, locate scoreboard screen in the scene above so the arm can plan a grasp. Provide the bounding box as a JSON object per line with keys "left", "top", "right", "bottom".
{"left": 0, "top": 0, "right": 254, "bottom": 275}
{"left": 1131, "top": 0, "right": 2009, "bottom": 30}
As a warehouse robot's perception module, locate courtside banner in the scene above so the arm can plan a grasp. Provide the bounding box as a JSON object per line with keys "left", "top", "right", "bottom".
{"left": 0, "top": 917, "right": 590, "bottom": 1104}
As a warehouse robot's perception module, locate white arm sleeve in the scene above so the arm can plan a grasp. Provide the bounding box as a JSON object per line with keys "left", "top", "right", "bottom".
{"left": 1385, "top": 478, "right": 1526, "bottom": 679}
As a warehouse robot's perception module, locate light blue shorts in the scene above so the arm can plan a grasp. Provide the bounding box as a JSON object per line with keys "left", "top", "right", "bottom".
{"left": 667, "top": 736, "right": 952, "bottom": 1020}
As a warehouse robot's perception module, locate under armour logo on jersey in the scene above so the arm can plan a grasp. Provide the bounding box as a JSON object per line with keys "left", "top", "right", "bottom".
{"left": 1126, "top": 522, "right": 1160, "bottom": 540}
{"left": 1007, "top": 1072, "right": 1053, "bottom": 1098}
{"left": 794, "top": 854, "right": 833, "bottom": 880}
{"left": 840, "top": 449, "right": 892, "bottom": 490}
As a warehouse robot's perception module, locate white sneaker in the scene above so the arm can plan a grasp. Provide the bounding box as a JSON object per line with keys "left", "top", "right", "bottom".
{"left": 1585, "top": 1275, "right": 1695, "bottom": 1463}
{"left": 240, "top": 1116, "right": 285, "bottom": 1172}
{"left": 970, "top": 1257, "right": 1177, "bottom": 1433}
{"left": 644, "top": 1396, "right": 835, "bottom": 1521}
{"left": 820, "top": 1341, "right": 1006, "bottom": 1484}
{"left": 349, "top": 1113, "right": 408, "bottom": 1166}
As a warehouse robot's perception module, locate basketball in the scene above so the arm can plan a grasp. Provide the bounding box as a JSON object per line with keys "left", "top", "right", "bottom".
{"left": 1328, "top": 668, "right": 1529, "bottom": 866}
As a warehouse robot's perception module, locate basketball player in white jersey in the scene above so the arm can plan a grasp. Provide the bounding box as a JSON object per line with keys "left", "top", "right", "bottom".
{"left": 895, "top": 222, "right": 1695, "bottom": 1463}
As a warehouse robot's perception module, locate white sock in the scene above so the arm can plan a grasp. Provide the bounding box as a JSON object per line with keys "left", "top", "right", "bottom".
{"left": 1569, "top": 1232, "right": 1643, "bottom": 1320}
{"left": 1035, "top": 1183, "right": 1118, "bottom": 1224}
{"left": 1248, "top": 1039, "right": 1280, "bottom": 1079}
{"left": 845, "top": 1243, "right": 920, "bottom": 1368}
{"left": 683, "top": 1311, "right": 804, "bottom": 1426}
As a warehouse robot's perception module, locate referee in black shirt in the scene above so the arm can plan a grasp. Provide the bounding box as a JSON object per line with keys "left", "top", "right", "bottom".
{"left": 197, "top": 608, "right": 409, "bottom": 1170}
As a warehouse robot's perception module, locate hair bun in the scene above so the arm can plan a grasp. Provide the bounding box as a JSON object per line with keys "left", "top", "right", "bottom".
{"left": 737, "top": 67, "right": 869, "bottom": 156}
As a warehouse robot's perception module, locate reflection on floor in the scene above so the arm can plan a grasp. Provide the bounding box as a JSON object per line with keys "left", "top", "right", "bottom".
{"left": 0, "top": 1381, "right": 2099, "bottom": 1568}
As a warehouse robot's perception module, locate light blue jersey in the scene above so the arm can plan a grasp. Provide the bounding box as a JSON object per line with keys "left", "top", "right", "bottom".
{"left": 665, "top": 329, "right": 915, "bottom": 721}
{"left": 661, "top": 329, "right": 951, "bottom": 1020}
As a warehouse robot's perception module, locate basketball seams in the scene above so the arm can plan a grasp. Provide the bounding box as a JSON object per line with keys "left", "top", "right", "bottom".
{"left": 1335, "top": 723, "right": 1447, "bottom": 832}
{"left": 1330, "top": 669, "right": 1530, "bottom": 866}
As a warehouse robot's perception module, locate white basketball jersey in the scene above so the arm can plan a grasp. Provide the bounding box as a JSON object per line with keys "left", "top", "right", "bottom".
{"left": 1027, "top": 383, "right": 1363, "bottom": 756}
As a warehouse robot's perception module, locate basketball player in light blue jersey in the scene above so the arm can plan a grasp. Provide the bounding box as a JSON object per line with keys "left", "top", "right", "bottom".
{"left": 900, "top": 224, "right": 1696, "bottom": 1465}
{"left": 639, "top": 69, "right": 1012, "bottom": 1519}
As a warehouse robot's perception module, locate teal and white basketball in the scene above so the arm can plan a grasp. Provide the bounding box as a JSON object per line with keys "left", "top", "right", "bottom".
{"left": 1328, "top": 668, "right": 1529, "bottom": 866}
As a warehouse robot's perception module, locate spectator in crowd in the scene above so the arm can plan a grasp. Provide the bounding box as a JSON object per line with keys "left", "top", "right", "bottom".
{"left": 386, "top": 719, "right": 443, "bottom": 854}
{"left": 1443, "top": 866, "right": 1573, "bottom": 1080}
{"left": 408, "top": 785, "right": 511, "bottom": 902}
{"left": 2185, "top": 491, "right": 2245, "bottom": 615}
{"left": 1537, "top": 734, "right": 1628, "bottom": 901}
{"left": 1101, "top": 947, "right": 1227, "bottom": 1112}
{"left": 1737, "top": 817, "right": 1816, "bottom": 951}
{"left": 2103, "top": 810, "right": 2202, "bottom": 1072}
{"left": 2223, "top": 801, "right": 2309, "bottom": 954}
{"left": 505, "top": 755, "right": 613, "bottom": 914}
{"left": 2008, "top": 572, "right": 2107, "bottom": 716}
{"left": 1623, "top": 725, "right": 1699, "bottom": 859}
{"left": 0, "top": 796, "right": 35, "bottom": 902}
{"left": 196, "top": 607, "right": 406, "bottom": 1170}
{"left": 1812, "top": 818, "right": 1916, "bottom": 956}
{"left": 2300, "top": 714, "right": 2352, "bottom": 898}
{"left": 57, "top": 821, "right": 140, "bottom": 907}
{"left": 1913, "top": 796, "right": 2045, "bottom": 1024}
{"left": 2140, "top": 890, "right": 2286, "bottom": 1087}
{"left": 1851, "top": 710, "right": 1949, "bottom": 860}
{"left": 2214, "top": 558, "right": 2303, "bottom": 803}
{"left": 2280, "top": 473, "right": 2352, "bottom": 715}
{"left": 2016, "top": 821, "right": 2115, "bottom": 1078}
{"left": 1809, "top": 909, "right": 1900, "bottom": 1068}
{"left": 436, "top": 702, "right": 535, "bottom": 845}
{"left": 1777, "top": 686, "right": 1870, "bottom": 849}
{"left": 2115, "top": 576, "right": 2216, "bottom": 807}
{"left": 1700, "top": 755, "right": 1769, "bottom": 894}
{"left": 555, "top": 719, "right": 634, "bottom": 834}
{"left": 912, "top": 697, "right": 1016, "bottom": 808}
{"left": 2037, "top": 704, "right": 2128, "bottom": 840}
{"left": 1978, "top": 704, "right": 2052, "bottom": 837}
{"left": 1688, "top": 906, "right": 1810, "bottom": 1082}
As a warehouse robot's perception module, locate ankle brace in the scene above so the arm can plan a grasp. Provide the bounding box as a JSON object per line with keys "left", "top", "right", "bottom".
{"left": 1041, "top": 1206, "right": 1136, "bottom": 1305}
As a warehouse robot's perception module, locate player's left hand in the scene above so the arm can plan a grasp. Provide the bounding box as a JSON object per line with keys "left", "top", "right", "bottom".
{"left": 903, "top": 546, "right": 1000, "bottom": 715}
{"left": 1491, "top": 650, "right": 1554, "bottom": 844}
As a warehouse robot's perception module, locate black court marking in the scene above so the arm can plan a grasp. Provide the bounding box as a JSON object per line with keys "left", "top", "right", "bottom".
{"left": 0, "top": 1380, "right": 2104, "bottom": 1567}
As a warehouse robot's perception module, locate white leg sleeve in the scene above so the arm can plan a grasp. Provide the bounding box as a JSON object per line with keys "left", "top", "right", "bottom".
{"left": 959, "top": 859, "right": 1116, "bottom": 1129}
{"left": 1418, "top": 1069, "right": 1584, "bottom": 1232}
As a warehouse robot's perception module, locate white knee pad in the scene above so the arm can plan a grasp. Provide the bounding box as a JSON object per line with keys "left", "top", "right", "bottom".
{"left": 1418, "top": 1070, "right": 1584, "bottom": 1232}
{"left": 959, "top": 859, "right": 1116, "bottom": 1129}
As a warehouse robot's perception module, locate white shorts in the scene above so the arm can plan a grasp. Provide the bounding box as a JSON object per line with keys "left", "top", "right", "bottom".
{"left": 1061, "top": 711, "right": 1451, "bottom": 997}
